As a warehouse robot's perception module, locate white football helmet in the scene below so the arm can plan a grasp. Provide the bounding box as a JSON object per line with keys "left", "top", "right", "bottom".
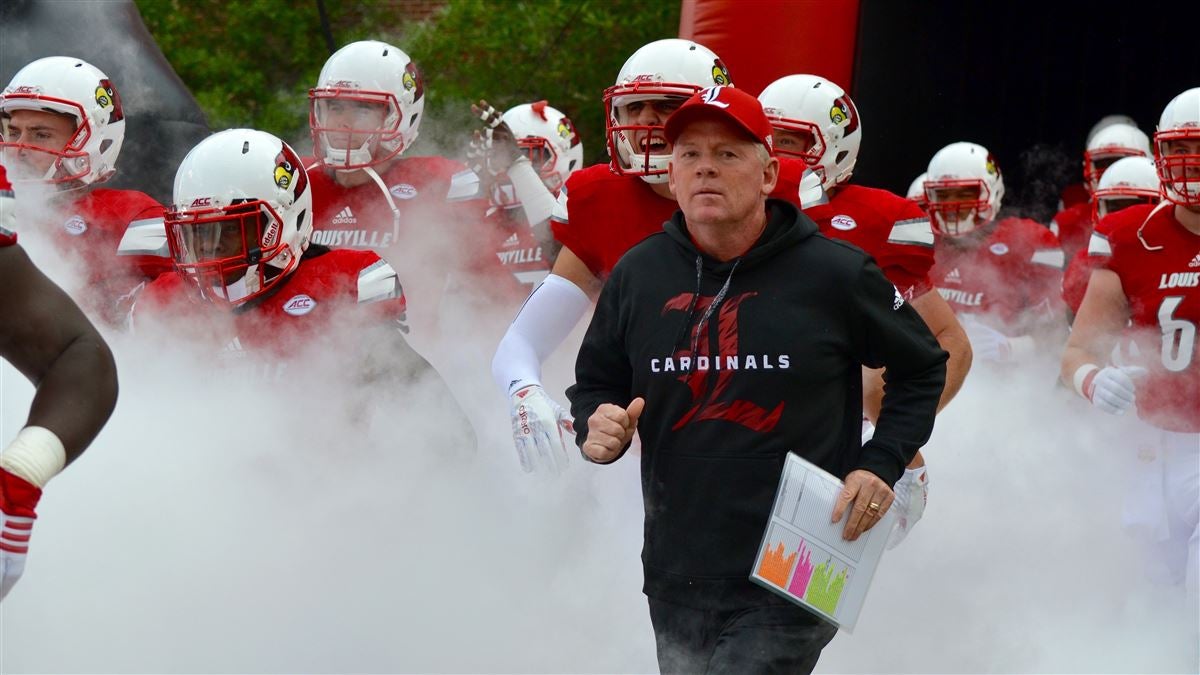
{"left": 166, "top": 129, "right": 313, "bottom": 306}
{"left": 1086, "top": 114, "right": 1138, "bottom": 147}
{"left": 1153, "top": 87, "right": 1200, "bottom": 207}
{"left": 757, "top": 74, "right": 862, "bottom": 191}
{"left": 491, "top": 100, "right": 583, "bottom": 207}
{"left": 1083, "top": 123, "right": 1150, "bottom": 193}
{"left": 924, "top": 142, "right": 1005, "bottom": 236}
{"left": 1092, "top": 156, "right": 1160, "bottom": 220}
{"left": 0, "top": 56, "right": 125, "bottom": 186}
{"left": 906, "top": 172, "right": 928, "bottom": 209}
{"left": 309, "top": 40, "right": 425, "bottom": 170}
{"left": 603, "top": 38, "right": 731, "bottom": 184}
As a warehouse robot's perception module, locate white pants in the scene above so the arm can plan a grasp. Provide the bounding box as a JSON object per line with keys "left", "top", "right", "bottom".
{"left": 1123, "top": 425, "right": 1199, "bottom": 591}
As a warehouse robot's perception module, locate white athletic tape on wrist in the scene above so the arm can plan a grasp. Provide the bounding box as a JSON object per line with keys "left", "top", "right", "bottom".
{"left": 0, "top": 426, "right": 66, "bottom": 488}
{"left": 505, "top": 157, "right": 557, "bottom": 227}
{"left": 1073, "top": 364, "right": 1101, "bottom": 400}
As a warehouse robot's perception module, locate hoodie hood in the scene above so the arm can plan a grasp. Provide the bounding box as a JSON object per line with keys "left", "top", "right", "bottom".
{"left": 663, "top": 198, "right": 818, "bottom": 274}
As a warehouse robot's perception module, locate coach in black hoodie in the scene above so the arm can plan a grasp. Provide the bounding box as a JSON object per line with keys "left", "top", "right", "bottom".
{"left": 567, "top": 86, "right": 947, "bottom": 674}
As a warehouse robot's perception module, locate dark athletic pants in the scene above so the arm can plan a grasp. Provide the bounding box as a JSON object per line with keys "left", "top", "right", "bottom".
{"left": 648, "top": 596, "right": 838, "bottom": 674}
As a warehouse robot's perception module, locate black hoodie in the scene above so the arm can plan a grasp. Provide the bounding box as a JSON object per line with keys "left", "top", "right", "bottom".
{"left": 568, "top": 199, "right": 947, "bottom": 611}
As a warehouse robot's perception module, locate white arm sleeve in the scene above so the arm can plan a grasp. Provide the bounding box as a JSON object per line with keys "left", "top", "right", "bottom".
{"left": 506, "top": 157, "right": 558, "bottom": 227}
{"left": 491, "top": 273, "right": 591, "bottom": 394}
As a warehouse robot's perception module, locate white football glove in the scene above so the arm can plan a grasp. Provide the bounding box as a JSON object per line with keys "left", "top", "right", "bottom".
{"left": 963, "top": 320, "right": 1034, "bottom": 363}
{"left": 1084, "top": 366, "right": 1147, "bottom": 415}
{"left": 887, "top": 465, "right": 929, "bottom": 550}
{"left": 509, "top": 384, "right": 574, "bottom": 475}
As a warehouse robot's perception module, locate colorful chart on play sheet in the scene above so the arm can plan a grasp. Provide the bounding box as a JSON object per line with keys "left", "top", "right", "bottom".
{"left": 750, "top": 452, "right": 895, "bottom": 631}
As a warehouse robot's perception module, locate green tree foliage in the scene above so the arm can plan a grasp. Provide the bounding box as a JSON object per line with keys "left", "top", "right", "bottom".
{"left": 138, "top": 0, "right": 680, "bottom": 165}
{"left": 136, "top": 0, "right": 393, "bottom": 143}
{"left": 400, "top": 0, "right": 681, "bottom": 164}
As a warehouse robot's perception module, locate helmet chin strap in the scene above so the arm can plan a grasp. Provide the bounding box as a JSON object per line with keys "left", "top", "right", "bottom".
{"left": 322, "top": 136, "right": 373, "bottom": 169}
{"left": 362, "top": 164, "right": 401, "bottom": 243}
{"left": 217, "top": 267, "right": 259, "bottom": 304}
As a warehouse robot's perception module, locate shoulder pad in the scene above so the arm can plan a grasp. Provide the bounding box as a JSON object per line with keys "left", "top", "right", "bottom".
{"left": 118, "top": 216, "right": 170, "bottom": 258}
{"left": 887, "top": 217, "right": 934, "bottom": 247}
{"left": 551, "top": 184, "right": 569, "bottom": 224}
{"left": 357, "top": 258, "right": 404, "bottom": 304}
{"left": 798, "top": 168, "right": 828, "bottom": 208}
{"left": 1030, "top": 247, "right": 1065, "bottom": 268}
{"left": 1086, "top": 231, "right": 1112, "bottom": 257}
{"left": 446, "top": 169, "right": 483, "bottom": 201}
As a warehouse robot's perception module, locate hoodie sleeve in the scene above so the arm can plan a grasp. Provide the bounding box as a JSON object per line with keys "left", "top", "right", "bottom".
{"left": 566, "top": 267, "right": 634, "bottom": 463}
{"left": 849, "top": 258, "right": 948, "bottom": 486}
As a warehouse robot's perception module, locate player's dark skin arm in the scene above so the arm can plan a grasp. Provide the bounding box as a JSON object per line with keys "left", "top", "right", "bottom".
{"left": 0, "top": 245, "right": 118, "bottom": 463}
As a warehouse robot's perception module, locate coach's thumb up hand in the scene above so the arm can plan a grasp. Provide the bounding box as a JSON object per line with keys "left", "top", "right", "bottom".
{"left": 582, "top": 398, "right": 644, "bottom": 463}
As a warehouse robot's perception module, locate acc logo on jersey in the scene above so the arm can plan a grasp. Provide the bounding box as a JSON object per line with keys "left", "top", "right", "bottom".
{"left": 711, "top": 58, "right": 731, "bottom": 86}
{"left": 63, "top": 215, "right": 87, "bottom": 236}
{"left": 830, "top": 214, "right": 858, "bottom": 231}
{"left": 389, "top": 183, "right": 418, "bottom": 200}
{"left": 283, "top": 294, "right": 317, "bottom": 316}
{"left": 989, "top": 242, "right": 1009, "bottom": 256}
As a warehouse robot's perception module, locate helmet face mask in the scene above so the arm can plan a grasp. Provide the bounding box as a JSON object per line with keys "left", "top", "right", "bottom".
{"left": 1155, "top": 133, "right": 1200, "bottom": 207}
{"left": 0, "top": 57, "right": 126, "bottom": 188}
{"left": 1082, "top": 123, "right": 1151, "bottom": 193}
{"left": 308, "top": 41, "right": 424, "bottom": 171}
{"left": 166, "top": 201, "right": 290, "bottom": 304}
{"left": 1153, "top": 88, "right": 1200, "bottom": 207}
{"left": 309, "top": 88, "right": 405, "bottom": 170}
{"left": 925, "top": 180, "right": 989, "bottom": 236}
{"left": 924, "top": 142, "right": 1004, "bottom": 237}
{"left": 1091, "top": 155, "right": 1161, "bottom": 220}
{"left": 604, "top": 89, "right": 691, "bottom": 181}
{"left": 168, "top": 129, "right": 312, "bottom": 307}
{"left": 0, "top": 106, "right": 90, "bottom": 184}
{"left": 603, "top": 39, "right": 733, "bottom": 184}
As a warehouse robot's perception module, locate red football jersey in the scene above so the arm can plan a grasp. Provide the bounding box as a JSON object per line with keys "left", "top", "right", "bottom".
{"left": 1092, "top": 203, "right": 1200, "bottom": 432}
{"left": 1050, "top": 200, "right": 1095, "bottom": 262}
{"left": 133, "top": 248, "right": 406, "bottom": 360}
{"left": 1060, "top": 182, "right": 1090, "bottom": 211}
{"left": 550, "top": 157, "right": 814, "bottom": 279}
{"left": 304, "top": 156, "right": 520, "bottom": 308}
{"left": 490, "top": 206, "right": 552, "bottom": 289}
{"left": 931, "top": 217, "right": 1065, "bottom": 330}
{"left": 1062, "top": 207, "right": 1132, "bottom": 315}
{"left": 804, "top": 184, "right": 936, "bottom": 299}
{"left": 0, "top": 165, "right": 14, "bottom": 247}
{"left": 28, "top": 187, "right": 169, "bottom": 323}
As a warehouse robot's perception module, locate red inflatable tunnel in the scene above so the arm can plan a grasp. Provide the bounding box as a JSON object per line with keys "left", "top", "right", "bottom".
{"left": 678, "top": 0, "right": 860, "bottom": 96}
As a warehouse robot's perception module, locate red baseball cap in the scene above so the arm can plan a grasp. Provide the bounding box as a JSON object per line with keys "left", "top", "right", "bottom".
{"left": 663, "top": 85, "right": 775, "bottom": 155}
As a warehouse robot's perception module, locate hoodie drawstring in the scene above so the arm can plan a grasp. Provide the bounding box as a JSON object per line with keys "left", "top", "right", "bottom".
{"left": 673, "top": 255, "right": 741, "bottom": 371}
